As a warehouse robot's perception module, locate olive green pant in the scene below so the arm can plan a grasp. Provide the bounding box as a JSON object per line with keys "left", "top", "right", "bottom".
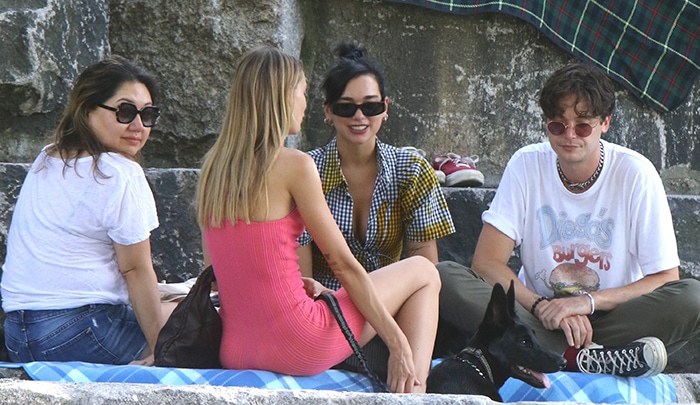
{"left": 436, "top": 261, "right": 700, "bottom": 355}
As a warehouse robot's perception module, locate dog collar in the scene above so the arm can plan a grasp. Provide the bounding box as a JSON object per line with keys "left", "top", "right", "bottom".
{"left": 456, "top": 347, "right": 495, "bottom": 384}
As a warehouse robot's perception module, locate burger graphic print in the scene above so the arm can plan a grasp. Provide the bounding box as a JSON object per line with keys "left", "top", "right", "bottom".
{"left": 540, "top": 263, "right": 601, "bottom": 297}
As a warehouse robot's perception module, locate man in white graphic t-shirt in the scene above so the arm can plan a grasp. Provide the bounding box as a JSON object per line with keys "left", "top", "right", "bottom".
{"left": 437, "top": 62, "right": 700, "bottom": 377}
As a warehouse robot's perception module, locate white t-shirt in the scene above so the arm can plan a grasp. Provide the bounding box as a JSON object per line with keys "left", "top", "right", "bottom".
{"left": 1, "top": 148, "right": 159, "bottom": 311}
{"left": 482, "top": 140, "right": 679, "bottom": 298}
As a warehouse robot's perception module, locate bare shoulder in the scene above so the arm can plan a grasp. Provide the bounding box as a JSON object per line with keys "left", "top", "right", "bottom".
{"left": 275, "top": 148, "right": 317, "bottom": 177}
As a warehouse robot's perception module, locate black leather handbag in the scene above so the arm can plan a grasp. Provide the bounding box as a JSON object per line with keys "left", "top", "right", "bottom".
{"left": 154, "top": 265, "right": 222, "bottom": 369}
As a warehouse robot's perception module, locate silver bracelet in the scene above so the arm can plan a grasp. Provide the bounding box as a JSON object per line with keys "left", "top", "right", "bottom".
{"left": 585, "top": 292, "right": 595, "bottom": 315}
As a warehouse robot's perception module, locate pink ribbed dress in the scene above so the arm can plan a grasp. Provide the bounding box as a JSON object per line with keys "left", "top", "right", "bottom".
{"left": 205, "top": 208, "right": 366, "bottom": 375}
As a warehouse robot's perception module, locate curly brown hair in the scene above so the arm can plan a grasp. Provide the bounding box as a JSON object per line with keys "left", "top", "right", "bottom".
{"left": 538, "top": 62, "right": 615, "bottom": 120}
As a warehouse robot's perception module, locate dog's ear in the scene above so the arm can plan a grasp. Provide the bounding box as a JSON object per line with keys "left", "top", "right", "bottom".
{"left": 507, "top": 279, "right": 516, "bottom": 317}
{"left": 485, "top": 282, "right": 509, "bottom": 327}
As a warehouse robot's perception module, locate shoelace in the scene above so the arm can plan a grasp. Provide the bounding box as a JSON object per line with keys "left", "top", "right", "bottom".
{"left": 401, "top": 146, "right": 427, "bottom": 158}
{"left": 578, "top": 346, "right": 645, "bottom": 374}
{"left": 438, "top": 152, "right": 480, "bottom": 170}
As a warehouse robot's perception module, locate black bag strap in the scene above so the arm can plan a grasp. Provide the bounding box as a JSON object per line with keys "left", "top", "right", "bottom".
{"left": 317, "top": 293, "right": 390, "bottom": 393}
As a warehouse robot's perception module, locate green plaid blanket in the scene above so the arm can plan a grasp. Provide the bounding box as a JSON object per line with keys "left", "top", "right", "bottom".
{"left": 384, "top": 0, "right": 700, "bottom": 112}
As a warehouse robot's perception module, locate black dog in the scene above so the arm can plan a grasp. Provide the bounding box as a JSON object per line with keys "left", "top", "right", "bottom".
{"left": 427, "top": 281, "right": 566, "bottom": 401}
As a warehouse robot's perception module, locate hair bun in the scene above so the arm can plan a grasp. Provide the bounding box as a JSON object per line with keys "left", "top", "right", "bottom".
{"left": 336, "top": 43, "right": 366, "bottom": 61}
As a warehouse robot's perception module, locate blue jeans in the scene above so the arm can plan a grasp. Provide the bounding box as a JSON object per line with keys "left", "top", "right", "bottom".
{"left": 4, "top": 304, "right": 148, "bottom": 364}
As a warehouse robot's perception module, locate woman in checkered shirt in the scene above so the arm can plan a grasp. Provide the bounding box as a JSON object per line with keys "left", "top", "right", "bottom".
{"left": 297, "top": 43, "right": 455, "bottom": 377}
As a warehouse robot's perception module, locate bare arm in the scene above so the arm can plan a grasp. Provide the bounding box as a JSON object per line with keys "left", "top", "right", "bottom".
{"left": 404, "top": 239, "right": 439, "bottom": 264}
{"left": 474, "top": 223, "right": 678, "bottom": 348}
{"left": 114, "top": 239, "right": 164, "bottom": 362}
{"left": 295, "top": 243, "right": 333, "bottom": 298}
{"left": 588, "top": 268, "right": 678, "bottom": 311}
{"left": 472, "top": 223, "right": 541, "bottom": 309}
{"left": 539, "top": 268, "right": 678, "bottom": 325}
{"left": 472, "top": 223, "right": 593, "bottom": 347}
{"left": 296, "top": 243, "right": 313, "bottom": 277}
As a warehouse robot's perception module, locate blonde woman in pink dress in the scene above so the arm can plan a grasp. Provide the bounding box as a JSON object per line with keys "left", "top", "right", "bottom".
{"left": 195, "top": 47, "right": 440, "bottom": 394}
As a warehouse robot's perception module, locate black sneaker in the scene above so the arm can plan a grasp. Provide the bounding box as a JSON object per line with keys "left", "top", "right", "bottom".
{"left": 576, "top": 337, "right": 667, "bottom": 377}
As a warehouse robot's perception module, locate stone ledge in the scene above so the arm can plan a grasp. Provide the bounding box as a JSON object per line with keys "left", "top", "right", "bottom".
{"left": 4, "top": 164, "right": 699, "bottom": 281}
{"left": 0, "top": 378, "right": 492, "bottom": 405}
{"left": 0, "top": 375, "right": 697, "bottom": 404}
{"left": 1, "top": 163, "right": 699, "bottom": 372}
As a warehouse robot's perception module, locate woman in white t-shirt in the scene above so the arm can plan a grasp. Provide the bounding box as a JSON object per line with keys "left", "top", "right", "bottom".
{"left": 1, "top": 56, "right": 167, "bottom": 365}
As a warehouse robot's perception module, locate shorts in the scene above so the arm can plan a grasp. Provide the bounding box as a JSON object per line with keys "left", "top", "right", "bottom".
{"left": 4, "top": 303, "right": 148, "bottom": 364}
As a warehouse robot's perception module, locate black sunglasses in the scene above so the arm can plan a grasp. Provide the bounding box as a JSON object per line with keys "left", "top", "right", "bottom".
{"left": 331, "top": 102, "right": 386, "bottom": 118}
{"left": 98, "top": 102, "right": 161, "bottom": 127}
{"left": 546, "top": 121, "right": 598, "bottom": 137}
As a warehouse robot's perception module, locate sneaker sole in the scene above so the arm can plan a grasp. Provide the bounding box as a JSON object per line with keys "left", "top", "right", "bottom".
{"left": 444, "top": 170, "right": 484, "bottom": 187}
{"left": 638, "top": 337, "right": 667, "bottom": 377}
{"left": 435, "top": 170, "right": 446, "bottom": 185}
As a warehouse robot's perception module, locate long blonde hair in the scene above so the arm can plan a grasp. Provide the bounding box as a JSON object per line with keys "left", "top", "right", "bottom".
{"left": 196, "top": 47, "right": 304, "bottom": 229}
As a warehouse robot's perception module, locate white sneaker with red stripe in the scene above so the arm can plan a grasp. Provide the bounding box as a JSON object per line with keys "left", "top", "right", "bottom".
{"left": 432, "top": 153, "right": 484, "bottom": 187}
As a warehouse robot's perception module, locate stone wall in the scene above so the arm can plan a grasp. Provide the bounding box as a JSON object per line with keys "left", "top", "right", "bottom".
{"left": 0, "top": 0, "right": 109, "bottom": 160}
{"left": 1, "top": 0, "right": 699, "bottom": 192}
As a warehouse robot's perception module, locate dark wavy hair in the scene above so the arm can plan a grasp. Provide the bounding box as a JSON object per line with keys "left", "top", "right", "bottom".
{"left": 47, "top": 55, "right": 159, "bottom": 174}
{"left": 538, "top": 62, "right": 615, "bottom": 120}
{"left": 322, "top": 43, "right": 386, "bottom": 106}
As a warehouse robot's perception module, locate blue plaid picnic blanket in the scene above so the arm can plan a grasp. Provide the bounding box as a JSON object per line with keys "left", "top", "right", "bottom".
{"left": 0, "top": 361, "right": 375, "bottom": 392}
{"left": 0, "top": 361, "right": 676, "bottom": 402}
{"left": 384, "top": 0, "right": 700, "bottom": 113}
{"left": 500, "top": 370, "right": 676, "bottom": 403}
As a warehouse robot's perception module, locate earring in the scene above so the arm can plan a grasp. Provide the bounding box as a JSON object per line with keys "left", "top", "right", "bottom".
{"left": 382, "top": 115, "right": 388, "bottom": 122}
{"left": 324, "top": 117, "right": 334, "bottom": 127}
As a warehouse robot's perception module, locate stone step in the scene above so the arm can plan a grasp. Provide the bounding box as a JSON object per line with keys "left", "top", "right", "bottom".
{"left": 0, "top": 374, "right": 697, "bottom": 404}
{"left": 1, "top": 164, "right": 699, "bottom": 372}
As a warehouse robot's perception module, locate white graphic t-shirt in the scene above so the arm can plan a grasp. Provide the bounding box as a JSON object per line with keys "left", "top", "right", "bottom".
{"left": 482, "top": 140, "right": 679, "bottom": 298}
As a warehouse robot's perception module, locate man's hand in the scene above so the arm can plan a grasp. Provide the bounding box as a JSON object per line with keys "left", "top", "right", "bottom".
{"left": 536, "top": 296, "right": 594, "bottom": 348}
{"left": 558, "top": 314, "right": 593, "bottom": 348}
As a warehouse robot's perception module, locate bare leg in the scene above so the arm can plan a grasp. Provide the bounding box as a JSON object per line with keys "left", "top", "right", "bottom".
{"left": 161, "top": 301, "right": 178, "bottom": 320}
{"left": 361, "top": 256, "right": 440, "bottom": 393}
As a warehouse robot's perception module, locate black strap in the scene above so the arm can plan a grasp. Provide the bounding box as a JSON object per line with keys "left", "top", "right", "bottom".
{"left": 317, "top": 293, "right": 390, "bottom": 393}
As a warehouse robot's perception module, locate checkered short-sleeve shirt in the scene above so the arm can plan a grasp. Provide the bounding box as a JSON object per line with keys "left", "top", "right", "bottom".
{"left": 298, "top": 138, "right": 455, "bottom": 290}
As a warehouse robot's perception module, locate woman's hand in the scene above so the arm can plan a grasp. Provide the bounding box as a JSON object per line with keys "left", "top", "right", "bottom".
{"left": 129, "top": 353, "right": 155, "bottom": 366}
{"left": 301, "top": 277, "right": 333, "bottom": 299}
{"left": 386, "top": 342, "right": 419, "bottom": 393}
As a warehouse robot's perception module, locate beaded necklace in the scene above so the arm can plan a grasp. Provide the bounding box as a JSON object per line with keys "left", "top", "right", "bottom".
{"left": 557, "top": 141, "right": 605, "bottom": 191}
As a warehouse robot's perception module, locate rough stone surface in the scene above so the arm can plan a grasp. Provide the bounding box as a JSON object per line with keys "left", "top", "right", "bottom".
{"left": 0, "top": 376, "right": 698, "bottom": 404}
{"left": 144, "top": 168, "right": 203, "bottom": 282}
{"left": 0, "top": 164, "right": 204, "bottom": 283}
{"left": 0, "top": 379, "right": 497, "bottom": 404}
{"left": 0, "top": 0, "right": 109, "bottom": 162}
{"left": 107, "top": 0, "right": 304, "bottom": 168}
{"left": 1, "top": 0, "right": 699, "bottom": 194}
{"left": 674, "top": 374, "right": 700, "bottom": 404}
{"left": 296, "top": 0, "right": 700, "bottom": 194}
